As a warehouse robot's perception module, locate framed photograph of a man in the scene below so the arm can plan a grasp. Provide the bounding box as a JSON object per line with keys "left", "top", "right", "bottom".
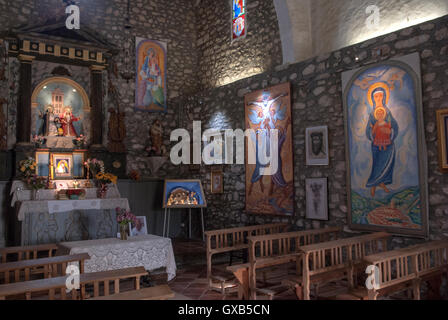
{"left": 306, "top": 178, "right": 328, "bottom": 221}
{"left": 306, "top": 126, "right": 329, "bottom": 166}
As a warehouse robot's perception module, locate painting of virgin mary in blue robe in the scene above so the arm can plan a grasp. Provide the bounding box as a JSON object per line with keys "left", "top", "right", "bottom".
{"left": 343, "top": 54, "right": 428, "bottom": 237}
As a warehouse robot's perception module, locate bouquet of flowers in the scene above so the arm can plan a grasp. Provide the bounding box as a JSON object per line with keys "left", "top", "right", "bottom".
{"left": 26, "top": 175, "right": 47, "bottom": 190}
{"left": 116, "top": 207, "right": 137, "bottom": 226}
{"left": 129, "top": 170, "right": 140, "bottom": 181}
{"left": 32, "top": 135, "right": 47, "bottom": 148}
{"left": 84, "top": 158, "right": 105, "bottom": 176}
{"left": 73, "top": 134, "right": 86, "bottom": 149}
{"left": 19, "top": 158, "right": 37, "bottom": 178}
{"left": 95, "top": 172, "right": 118, "bottom": 185}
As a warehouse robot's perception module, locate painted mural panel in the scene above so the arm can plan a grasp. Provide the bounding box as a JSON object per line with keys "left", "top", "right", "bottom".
{"left": 342, "top": 53, "right": 428, "bottom": 237}
{"left": 135, "top": 38, "right": 167, "bottom": 113}
{"left": 245, "top": 83, "right": 294, "bottom": 216}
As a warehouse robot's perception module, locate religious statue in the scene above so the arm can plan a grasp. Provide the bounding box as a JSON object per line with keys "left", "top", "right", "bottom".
{"left": 38, "top": 105, "right": 53, "bottom": 136}
{"left": 107, "top": 107, "right": 126, "bottom": 153}
{"left": 0, "top": 97, "right": 7, "bottom": 150}
{"left": 60, "top": 107, "right": 81, "bottom": 137}
{"left": 148, "top": 119, "right": 166, "bottom": 156}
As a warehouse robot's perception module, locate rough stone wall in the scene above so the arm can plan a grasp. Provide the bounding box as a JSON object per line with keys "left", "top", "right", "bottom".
{"left": 309, "top": 0, "right": 448, "bottom": 58}
{"left": 198, "top": 15, "right": 448, "bottom": 251}
{"left": 196, "top": 0, "right": 283, "bottom": 89}
{"left": 0, "top": 0, "right": 200, "bottom": 178}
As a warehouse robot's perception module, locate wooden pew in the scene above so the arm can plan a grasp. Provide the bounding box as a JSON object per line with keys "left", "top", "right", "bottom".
{"left": 205, "top": 223, "right": 289, "bottom": 293}
{"left": 364, "top": 240, "right": 448, "bottom": 300}
{"left": 247, "top": 226, "right": 342, "bottom": 300}
{"left": 227, "top": 227, "right": 341, "bottom": 300}
{"left": 283, "top": 232, "right": 391, "bottom": 300}
{"left": 0, "top": 244, "right": 58, "bottom": 263}
{"left": 0, "top": 253, "right": 90, "bottom": 284}
{"left": 88, "top": 285, "right": 175, "bottom": 300}
{"left": 0, "top": 266, "right": 148, "bottom": 300}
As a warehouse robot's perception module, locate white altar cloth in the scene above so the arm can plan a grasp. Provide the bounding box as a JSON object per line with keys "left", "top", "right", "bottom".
{"left": 10, "top": 180, "right": 121, "bottom": 207}
{"left": 58, "top": 235, "right": 177, "bottom": 281}
{"left": 16, "top": 198, "right": 130, "bottom": 221}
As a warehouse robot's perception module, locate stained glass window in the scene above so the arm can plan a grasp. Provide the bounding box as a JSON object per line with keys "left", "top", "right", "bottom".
{"left": 232, "top": 0, "right": 246, "bottom": 41}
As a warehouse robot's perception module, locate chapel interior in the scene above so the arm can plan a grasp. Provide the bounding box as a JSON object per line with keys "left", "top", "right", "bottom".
{"left": 0, "top": 0, "right": 447, "bottom": 302}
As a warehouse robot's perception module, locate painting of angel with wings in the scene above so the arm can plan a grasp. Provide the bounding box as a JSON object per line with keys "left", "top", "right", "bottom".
{"left": 245, "top": 83, "right": 294, "bottom": 216}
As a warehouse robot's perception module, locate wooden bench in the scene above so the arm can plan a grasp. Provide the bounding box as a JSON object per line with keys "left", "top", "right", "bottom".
{"left": 0, "top": 266, "right": 148, "bottom": 300}
{"left": 0, "top": 253, "right": 90, "bottom": 284}
{"left": 283, "top": 232, "right": 391, "bottom": 300}
{"left": 205, "top": 223, "right": 289, "bottom": 293}
{"left": 88, "top": 285, "right": 174, "bottom": 300}
{"left": 227, "top": 227, "right": 341, "bottom": 300}
{"left": 364, "top": 240, "right": 448, "bottom": 300}
{"left": 0, "top": 244, "right": 59, "bottom": 263}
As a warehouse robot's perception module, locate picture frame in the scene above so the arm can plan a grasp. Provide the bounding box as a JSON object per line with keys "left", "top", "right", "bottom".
{"left": 52, "top": 153, "right": 73, "bottom": 179}
{"left": 306, "top": 126, "right": 329, "bottom": 166}
{"left": 436, "top": 109, "right": 448, "bottom": 173}
{"left": 211, "top": 170, "right": 224, "bottom": 194}
{"left": 163, "top": 179, "right": 207, "bottom": 209}
{"left": 129, "top": 216, "right": 148, "bottom": 237}
{"left": 305, "top": 178, "right": 328, "bottom": 221}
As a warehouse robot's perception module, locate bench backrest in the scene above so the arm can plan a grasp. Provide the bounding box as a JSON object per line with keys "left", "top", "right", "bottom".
{"left": 364, "top": 240, "right": 448, "bottom": 290}
{"left": 0, "top": 266, "right": 147, "bottom": 300}
{"left": 205, "top": 223, "right": 289, "bottom": 254}
{"left": 0, "top": 253, "right": 90, "bottom": 284}
{"left": 248, "top": 227, "right": 342, "bottom": 262}
{"left": 300, "top": 232, "right": 391, "bottom": 276}
{"left": 0, "top": 244, "right": 59, "bottom": 263}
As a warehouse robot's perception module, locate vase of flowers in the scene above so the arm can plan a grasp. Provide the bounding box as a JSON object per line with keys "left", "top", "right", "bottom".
{"left": 32, "top": 135, "right": 47, "bottom": 148}
{"left": 95, "top": 172, "right": 118, "bottom": 198}
{"left": 26, "top": 175, "right": 47, "bottom": 200}
{"left": 19, "top": 158, "right": 37, "bottom": 178}
{"left": 116, "top": 207, "right": 137, "bottom": 241}
{"left": 72, "top": 134, "right": 86, "bottom": 149}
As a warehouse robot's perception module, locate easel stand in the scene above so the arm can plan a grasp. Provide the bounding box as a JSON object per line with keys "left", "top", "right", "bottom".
{"left": 163, "top": 207, "right": 205, "bottom": 241}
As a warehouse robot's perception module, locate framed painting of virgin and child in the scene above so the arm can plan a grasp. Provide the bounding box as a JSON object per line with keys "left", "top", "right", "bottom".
{"left": 342, "top": 53, "right": 428, "bottom": 238}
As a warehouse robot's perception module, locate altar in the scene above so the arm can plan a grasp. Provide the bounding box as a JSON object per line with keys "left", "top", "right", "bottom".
{"left": 11, "top": 180, "right": 130, "bottom": 246}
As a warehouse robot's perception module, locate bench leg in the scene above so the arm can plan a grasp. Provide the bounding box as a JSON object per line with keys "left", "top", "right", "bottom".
{"left": 368, "top": 289, "right": 378, "bottom": 301}
{"left": 427, "top": 276, "right": 442, "bottom": 300}
{"left": 413, "top": 279, "right": 421, "bottom": 300}
{"left": 294, "top": 284, "right": 304, "bottom": 300}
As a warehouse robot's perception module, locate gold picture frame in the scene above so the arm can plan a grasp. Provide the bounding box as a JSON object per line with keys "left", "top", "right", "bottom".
{"left": 211, "top": 170, "right": 224, "bottom": 194}
{"left": 52, "top": 153, "right": 73, "bottom": 179}
{"left": 437, "top": 109, "right": 448, "bottom": 173}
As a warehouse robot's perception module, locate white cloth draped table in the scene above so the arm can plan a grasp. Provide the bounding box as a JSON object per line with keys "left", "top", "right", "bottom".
{"left": 58, "top": 235, "right": 177, "bottom": 281}
{"left": 10, "top": 180, "right": 121, "bottom": 207}
{"left": 16, "top": 198, "right": 130, "bottom": 221}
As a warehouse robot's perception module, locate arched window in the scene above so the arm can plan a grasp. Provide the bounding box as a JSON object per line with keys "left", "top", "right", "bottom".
{"left": 232, "top": 0, "right": 246, "bottom": 41}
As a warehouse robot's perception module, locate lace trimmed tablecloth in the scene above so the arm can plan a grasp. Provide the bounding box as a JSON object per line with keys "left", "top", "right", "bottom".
{"left": 10, "top": 180, "right": 121, "bottom": 207}
{"left": 16, "top": 198, "right": 131, "bottom": 221}
{"left": 58, "top": 235, "right": 177, "bottom": 281}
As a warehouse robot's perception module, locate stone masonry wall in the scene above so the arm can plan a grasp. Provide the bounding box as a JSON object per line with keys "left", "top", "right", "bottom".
{"left": 196, "top": 0, "right": 283, "bottom": 89}
{"left": 197, "top": 15, "right": 448, "bottom": 252}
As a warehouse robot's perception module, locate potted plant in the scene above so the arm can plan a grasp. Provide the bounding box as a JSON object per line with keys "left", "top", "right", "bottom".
{"left": 73, "top": 134, "right": 86, "bottom": 149}
{"left": 116, "top": 207, "right": 137, "bottom": 240}
{"left": 25, "top": 175, "right": 47, "bottom": 200}
{"left": 32, "top": 135, "right": 47, "bottom": 148}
